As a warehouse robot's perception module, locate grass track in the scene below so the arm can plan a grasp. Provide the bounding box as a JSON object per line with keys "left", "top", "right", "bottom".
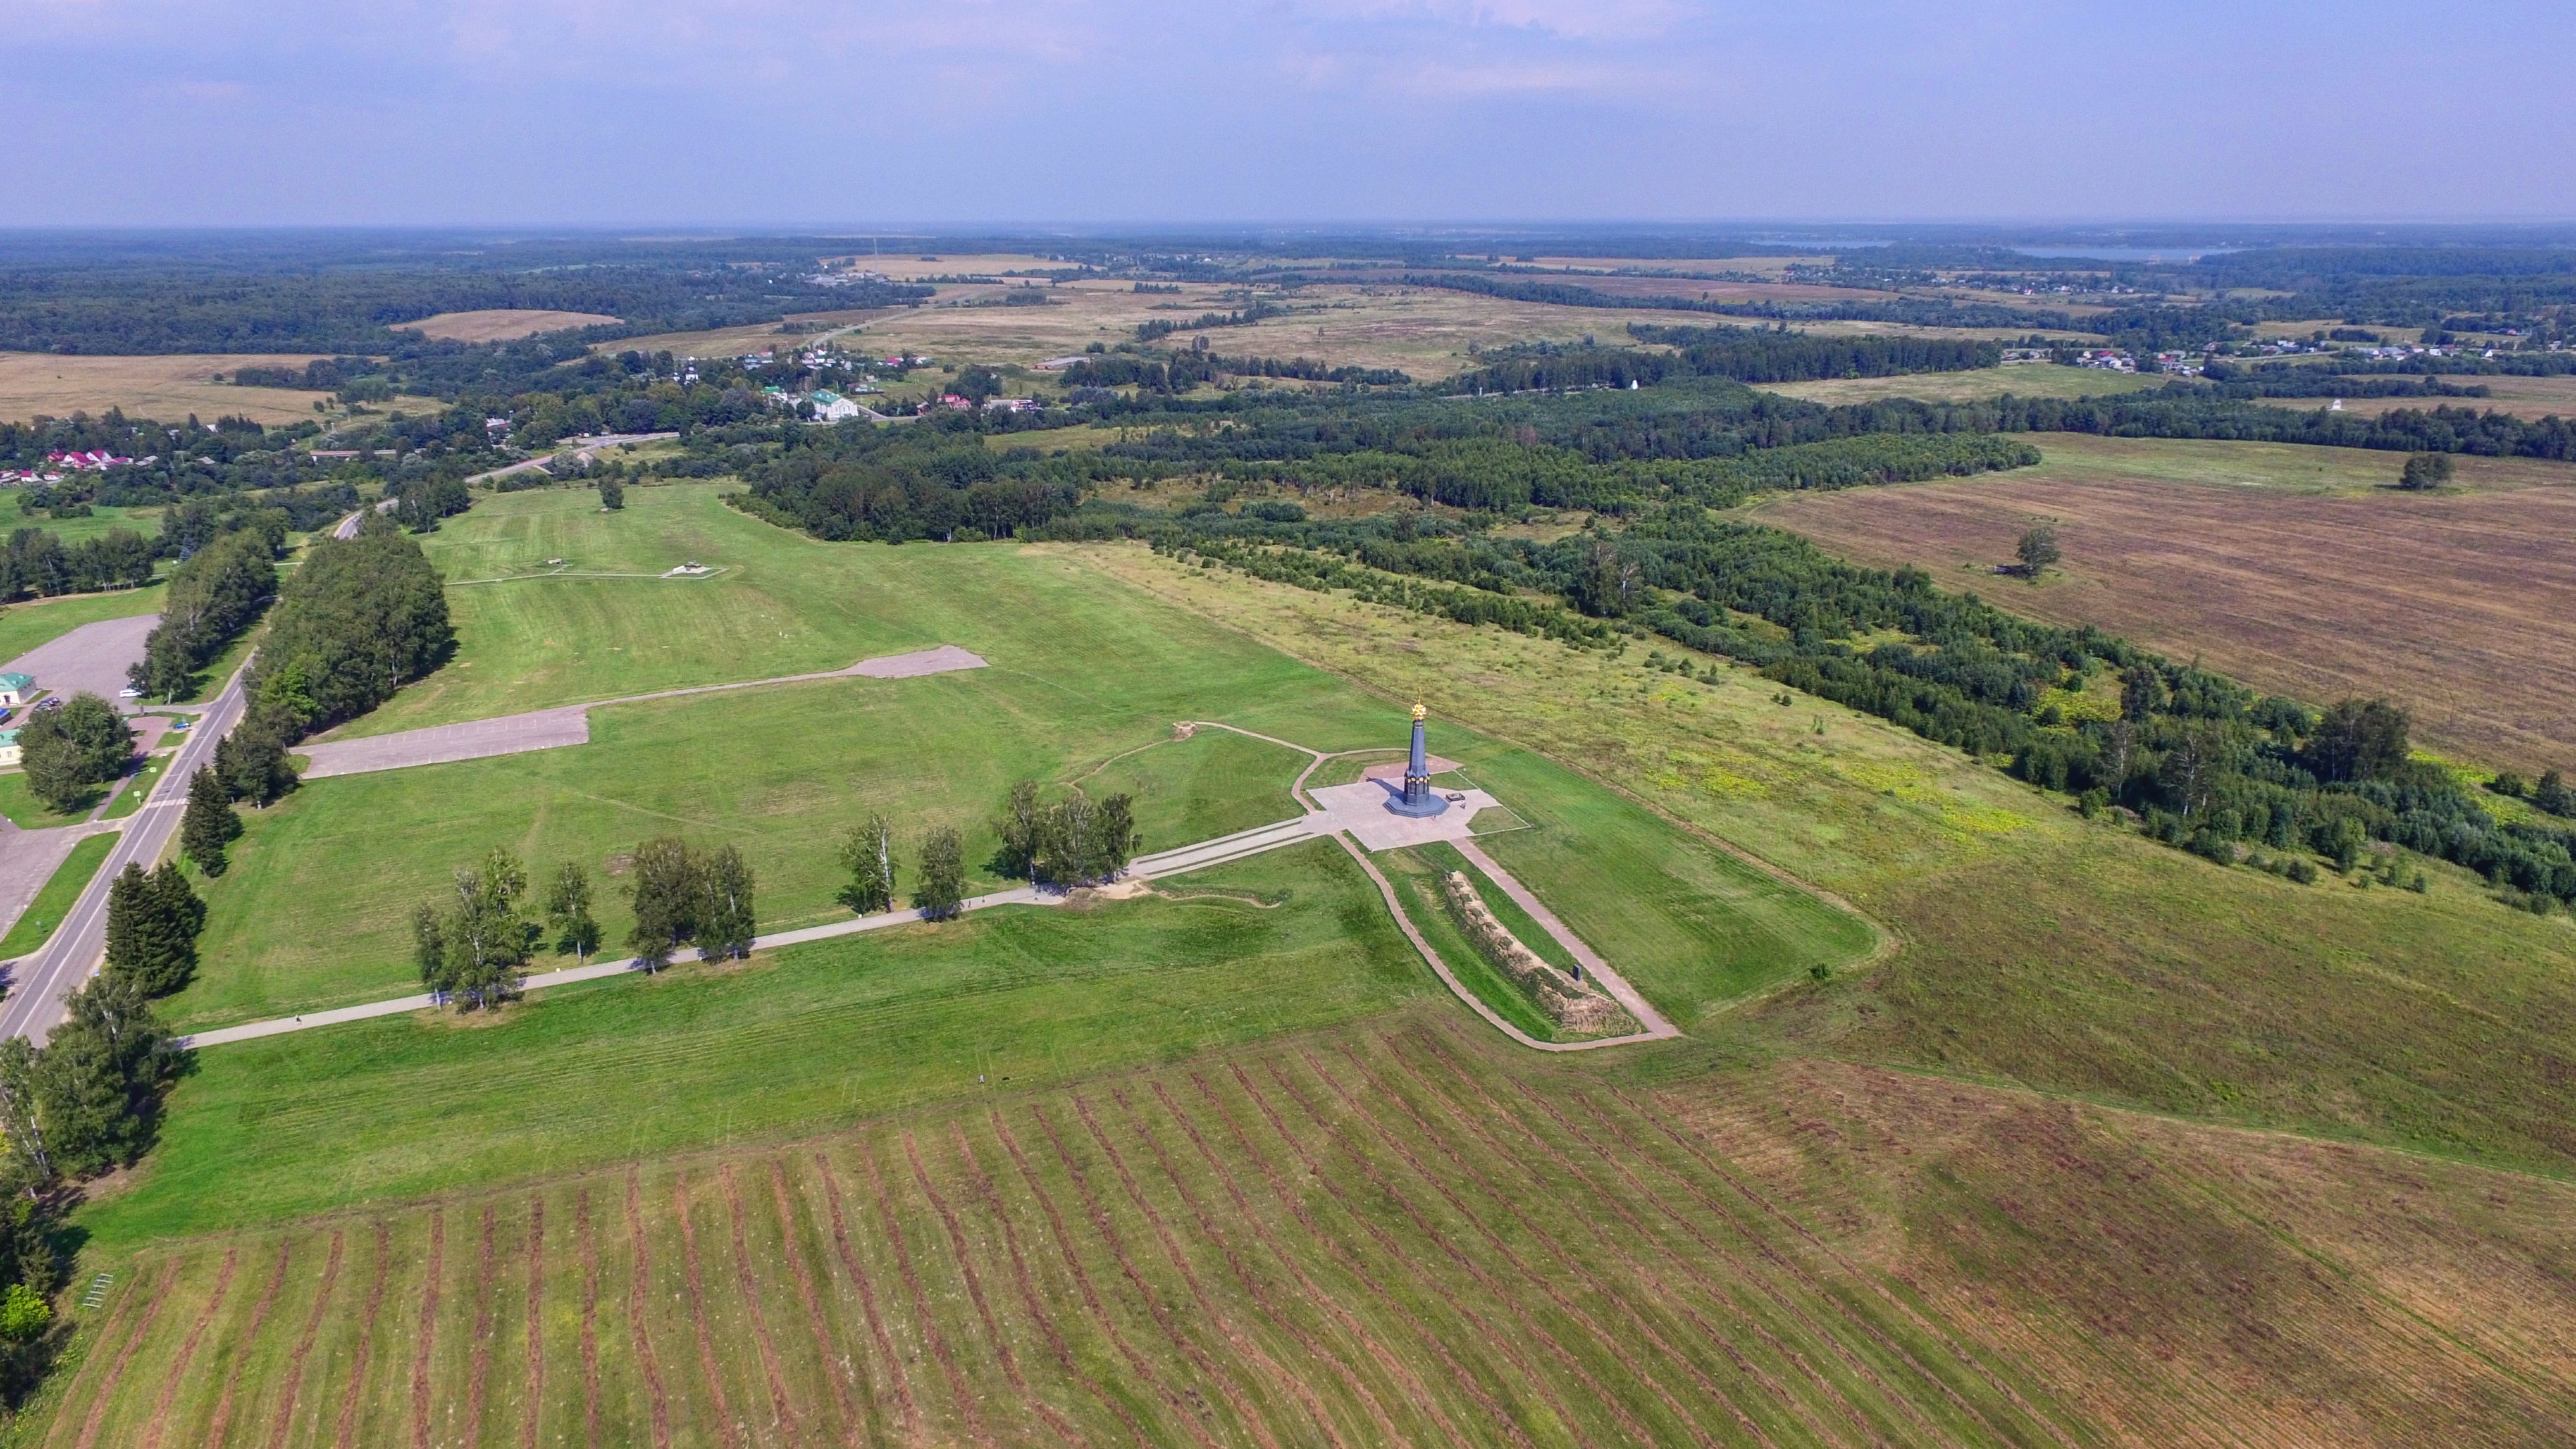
{"left": 46, "top": 1014, "right": 2576, "bottom": 1444}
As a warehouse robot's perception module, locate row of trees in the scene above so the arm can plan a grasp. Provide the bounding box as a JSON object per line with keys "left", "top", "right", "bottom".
{"left": 994, "top": 783, "right": 1143, "bottom": 887}
{"left": 129, "top": 528, "right": 278, "bottom": 701}
{"left": 411, "top": 840, "right": 756, "bottom": 1006}
{"left": 0, "top": 527, "right": 157, "bottom": 602}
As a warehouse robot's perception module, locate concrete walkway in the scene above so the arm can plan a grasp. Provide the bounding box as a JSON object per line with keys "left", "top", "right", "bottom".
{"left": 298, "top": 646, "right": 988, "bottom": 779}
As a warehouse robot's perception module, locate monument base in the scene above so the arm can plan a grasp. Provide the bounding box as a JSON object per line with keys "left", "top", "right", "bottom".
{"left": 1385, "top": 781, "right": 1452, "bottom": 818}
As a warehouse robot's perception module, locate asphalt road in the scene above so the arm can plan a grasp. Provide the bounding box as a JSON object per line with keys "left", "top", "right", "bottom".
{"left": 0, "top": 667, "right": 247, "bottom": 1044}
{"left": 3, "top": 615, "right": 158, "bottom": 705}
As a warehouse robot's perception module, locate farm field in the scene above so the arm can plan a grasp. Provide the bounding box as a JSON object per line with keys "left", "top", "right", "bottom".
{"left": 759, "top": 279, "right": 2088, "bottom": 387}
{"left": 0, "top": 353, "right": 343, "bottom": 426}
{"left": 0, "top": 582, "right": 163, "bottom": 663}
{"left": 1751, "top": 433, "right": 2576, "bottom": 770}
{"left": 404, "top": 309, "right": 620, "bottom": 342}
{"left": 1757, "top": 363, "right": 2177, "bottom": 406}
{"left": 180, "top": 481, "right": 1861, "bottom": 1033}
{"left": 43, "top": 1018, "right": 2576, "bottom": 1447}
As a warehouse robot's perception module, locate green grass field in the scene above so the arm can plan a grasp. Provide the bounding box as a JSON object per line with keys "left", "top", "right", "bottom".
{"left": 0, "top": 771, "right": 99, "bottom": 829}
{"left": 177, "top": 484, "right": 1859, "bottom": 1040}
{"left": 0, "top": 501, "right": 160, "bottom": 547}
{"left": 0, "top": 584, "right": 162, "bottom": 666}
{"left": 0, "top": 832, "right": 115, "bottom": 959}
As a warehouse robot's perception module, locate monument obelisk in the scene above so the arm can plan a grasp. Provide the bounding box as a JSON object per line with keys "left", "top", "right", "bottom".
{"left": 1387, "top": 702, "right": 1450, "bottom": 818}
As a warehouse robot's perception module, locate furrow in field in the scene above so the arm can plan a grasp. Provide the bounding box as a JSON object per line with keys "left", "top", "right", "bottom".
{"left": 622, "top": 1171, "right": 674, "bottom": 1449}
{"left": 205, "top": 1242, "right": 294, "bottom": 1449}
{"left": 988, "top": 1110, "right": 1221, "bottom": 1444}
{"left": 761, "top": 1159, "right": 864, "bottom": 1446}
{"left": 408, "top": 1212, "right": 441, "bottom": 1449}
{"left": 716, "top": 1164, "right": 803, "bottom": 1445}
{"left": 855, "top": 1137, "right": 989, "bottom": 1445}
{"left": 945, "top": 1119, "right": 1157, "bottom": 1446}
{"left": 464, "top": 1207, "right": 499, "bottom": 1448}
{"left": 65, "top": 1261, "right": 171, "bottom": 1449}
{"left": 1152, "top": 1076, "right": 1496, "bottom": 1448}
{"left": 1608, "top": 1081, "right": 2083, "bottom": 1448}
{"left": 1295, "top": 1047, "right": 1733, "bottom": 1449}
{"left": 671, "top": 1172, "right": 744, "bottom": 1449}
{"left": 810, "top": 1151, "right": 923, "bottom": 1440}
{"left": 258, "top": 1228, "right": 344, "bottom": 1449}
{"left": 901, "top": 1130, "right": 1088, "bottom": 1444}
{"left": 577, "top": 1189, "right": 603, "bottom": 1449}
{"left": 522, "top": 1197, "right": 547, "bottom": 1449}
{"left": 139, "top": 1247, "right": 238, "bottom": 1449}
{"left": 1109, "top": 1084, "right": 1408, "bottom": 1446}
{"left": 1387, "top": 1032, "right": 1882, "bottom": 1446}
{"left": 1071, "top": 1092, "right": 1350, "bottom": 1448}
{"left": 1363, "top": 1041, "right": 1798, "bottom": 1448}
{"left": 1227, "top": 1062, "right": 1608, "bottom": 1442}
{"left": 1028, "top": 1101, "right": 1285, "bottom": 1449}
{"left": 331, "top": 1223, "right": 393, "bottom": 1449}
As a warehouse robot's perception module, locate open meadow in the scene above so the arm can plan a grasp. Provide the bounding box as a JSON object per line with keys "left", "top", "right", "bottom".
{"left": 1751, "top": 433, "right": 2576, "bottom": 771}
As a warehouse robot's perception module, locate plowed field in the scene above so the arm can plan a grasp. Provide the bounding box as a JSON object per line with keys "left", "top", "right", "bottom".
{"left": 1757, "top": 436, "right": 2576, "bottom": 771}
{"left": 37, "top": 1021, "right": 2576, "bottom": 1446}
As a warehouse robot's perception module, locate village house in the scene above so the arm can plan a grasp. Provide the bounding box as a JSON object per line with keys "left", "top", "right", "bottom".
{"left": 0, "top": 673, "right": 32, "bottom": 708}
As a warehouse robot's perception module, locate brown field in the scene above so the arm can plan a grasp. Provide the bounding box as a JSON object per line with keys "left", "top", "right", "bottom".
{"left": 35, "top": 1014, "right": 2576, "bottom": 1447}
{"left": 404, "top": 310, "right": 622, "bottom": 343}
{"left": 1755, "top": 433, "right": 2576, "bottom": 771}
{"left": 0, "top": 353, "right": 343, "bottom": 425}
{"left": 1759, "top": 364, "right": 2175, "bottom": 407}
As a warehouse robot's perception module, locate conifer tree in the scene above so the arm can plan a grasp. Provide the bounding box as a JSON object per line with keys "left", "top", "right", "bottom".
{"left": 180, "top": 765, "right": 238, "bottom": 875}
{"left": 103, "top": 863, "right": 199, "bottom": 997}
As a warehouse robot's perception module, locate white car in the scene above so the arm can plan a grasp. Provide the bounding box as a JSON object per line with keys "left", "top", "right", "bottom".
{"left": 118, "top": 687, "right": 142, "bottom": 698}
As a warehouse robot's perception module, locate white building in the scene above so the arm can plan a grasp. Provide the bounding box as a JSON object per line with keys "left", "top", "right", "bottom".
{"left": 809, "top": 391, "right": 866, "bottom": 423}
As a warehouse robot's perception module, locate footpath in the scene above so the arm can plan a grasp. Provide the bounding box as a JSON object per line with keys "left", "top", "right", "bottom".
{"left": 178, "top": 727, "right": 1680, "bottom": 1055}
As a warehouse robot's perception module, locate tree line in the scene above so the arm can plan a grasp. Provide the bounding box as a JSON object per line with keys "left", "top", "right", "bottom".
{"left": 130, "top": 524, "right": 279, "bottom": 701}
{"left": 246, "top": 513, "right": 454, "bottom": 747}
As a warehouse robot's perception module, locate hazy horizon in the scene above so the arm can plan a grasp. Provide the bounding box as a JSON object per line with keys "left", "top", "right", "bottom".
{"left": 8, "top": 0, "right": 2572, "bottom": 228}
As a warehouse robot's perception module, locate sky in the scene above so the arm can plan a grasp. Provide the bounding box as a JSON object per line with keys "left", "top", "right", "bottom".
{"left": 6, "top": 0, "right": 2574, "bottom": 227}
